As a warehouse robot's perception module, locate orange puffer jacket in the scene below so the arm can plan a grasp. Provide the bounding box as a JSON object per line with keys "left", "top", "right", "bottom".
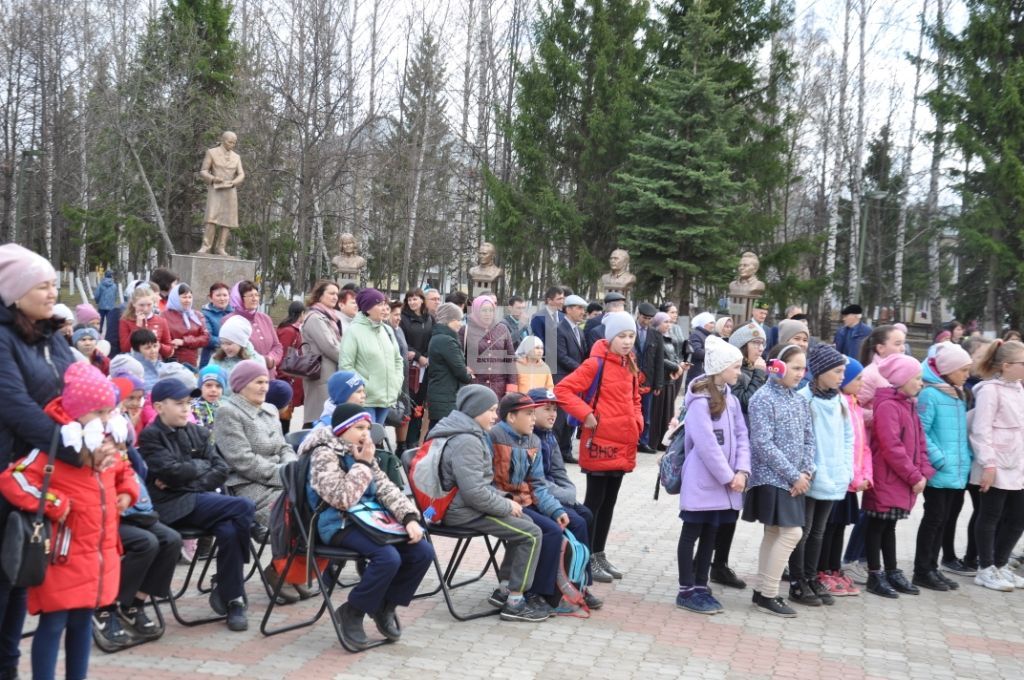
{"left": 554, "top": 340, "right": 642, "bottom": 473}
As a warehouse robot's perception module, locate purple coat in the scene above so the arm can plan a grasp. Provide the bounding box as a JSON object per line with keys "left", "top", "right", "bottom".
{"left": 680, "top": 381, "right": 752, "bottom": 512}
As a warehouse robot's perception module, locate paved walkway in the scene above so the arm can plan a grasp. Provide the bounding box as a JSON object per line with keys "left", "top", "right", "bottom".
{"left": 18, "top": 452, "right": 1024, "bottom": 679}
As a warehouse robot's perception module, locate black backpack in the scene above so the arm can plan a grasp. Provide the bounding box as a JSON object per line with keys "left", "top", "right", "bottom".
{"left": 268, "top": 454, "right": 325, "bottom": 585}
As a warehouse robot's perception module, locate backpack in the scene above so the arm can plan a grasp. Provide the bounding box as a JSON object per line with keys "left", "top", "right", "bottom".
{"left": 553, "top": 530, "right": 591, "bottom": 618}
{"left": 655, "top": 406, "right": 688, "bottom": 500}
{"left": 408, "top": 437, "right": 456, "bottom": 525}
{"left": 269, "top": 455, "right": 328, "bottom": 585}
{"left": 566, "top": 358, "right": 605, "bottom": 427}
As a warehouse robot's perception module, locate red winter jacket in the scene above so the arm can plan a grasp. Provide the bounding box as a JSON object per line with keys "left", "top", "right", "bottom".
{"left": 163, "top": 309, "right": 210, "bottom": 367}
{"left": 863, "top": 387, "right": 935, "bottom": 514}
{"left": 555, "top": 340, "right": 642, "bottom": 473}
{"left": 0, "top": 446, "right": 139, "bottom": 614}
{"left": 119, "top": 314, "right": 173, "bottom": 358}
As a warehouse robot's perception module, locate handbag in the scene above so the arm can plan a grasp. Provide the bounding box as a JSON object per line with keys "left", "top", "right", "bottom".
{"left": 279, "top": 342, "right": 322, "bottom": 381}
{"left": 2, "top": 427, "right": 60, "bottom": 587}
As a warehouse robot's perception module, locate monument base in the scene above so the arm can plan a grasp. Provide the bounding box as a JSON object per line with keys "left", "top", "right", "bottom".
{"left": 729, "top": 295, "right": 756, "bottom": 328}
{"left": 471, "top": 278, "right": 498, "bottom": 299}
{"left": 171, "top": 254, "right": 257, "bottom": 301}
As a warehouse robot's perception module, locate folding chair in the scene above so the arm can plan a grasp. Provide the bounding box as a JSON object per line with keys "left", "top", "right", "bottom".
{"left": 285, "top": 429, "right": 311, "bottom": 452}
{"left": 156, "top": 526, "right": 228, "bottom": 627}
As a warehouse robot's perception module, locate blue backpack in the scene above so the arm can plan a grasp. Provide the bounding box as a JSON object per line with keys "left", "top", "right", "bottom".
{"left": 655, "top": 406, "right": 688, "bottom": 499}
{"left": 565, "top": 358, "right": 605, "bottom": 427}
{"left": 554, "top": 530, "right": 591, "bottom": 617}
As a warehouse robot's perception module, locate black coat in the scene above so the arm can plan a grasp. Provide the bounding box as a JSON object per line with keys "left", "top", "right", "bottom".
{"left": 637, "top": 327, "right": 667, "bottom": 392}
{"left": 584, "top": 317, "right": 604, "bottom": 349}
{"left": 138, "top": 418, "right": 230, "bottom": 524}
{"left": 0, "top": 302, "right": 77, "bottom": 467}
{"left": 426, "top": 324, "right": 473, "bottom": 421}
{"left": 555, "top": 317, "right": 587, "bottom": 383}
{"left": 685, "top": 327, "right": 712, "bottom": 388}
{"left": 399, "top": 309, "right": 434, "bottom": 360}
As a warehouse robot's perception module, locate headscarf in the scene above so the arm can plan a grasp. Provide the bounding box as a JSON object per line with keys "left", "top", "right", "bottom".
{"left": 516, "top": 335, "right": 544, "bottom": 360}
{"left": 166, "top": 283, "right": 202, "bottom": 329}
{"left": 469, "top": 295, "right": 498, "bottom": 328}
{"left": 229, "top": 281, "right": 256, "bottom": 321}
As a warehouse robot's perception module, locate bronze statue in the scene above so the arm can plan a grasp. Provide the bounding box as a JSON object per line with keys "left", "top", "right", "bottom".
{"left": 728, "top": 251, "right": 766, "bottom": 298}
{"left": 601, "top": 248, "right": 637, "bottom": 294}
{"left": 196, "top": 131, "right": 245, "bottom": 257}
{"left": 332, "top": 232, "right": 367, "bottom": 279}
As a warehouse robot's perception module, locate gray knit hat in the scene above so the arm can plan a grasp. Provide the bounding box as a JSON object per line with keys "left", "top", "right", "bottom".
{"left": 729, "top": 322, "right": 765, "bottom": 350}
{"left": 603, "top": 311, "right": 636, "bottom": 341}
{"left": 434, "top": 302, "right": 463, "bottom": 326}
{"left": 455, "top": 384, "right": 499, "bottom": 418}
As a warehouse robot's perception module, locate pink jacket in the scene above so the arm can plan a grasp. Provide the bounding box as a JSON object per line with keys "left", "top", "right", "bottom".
{"left": 863, "top": 387, "right": 935, "bottom": 514}
{"left": 844, "top": 394, "right": 874, "bottom": 491}
{"left": 856, "top": 356, "right": 888, "bottom": 424}
{"left": 969, "top": 378, "right": 1024, "bottom": 491}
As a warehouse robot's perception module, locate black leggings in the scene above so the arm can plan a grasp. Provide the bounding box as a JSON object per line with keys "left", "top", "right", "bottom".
{"left": 818, "top": 522, "right": 846, "bottom": 572}
{"left": 677, "top": 522, "right": 719, "bottom": 587}
{"left": 584, "top": 474, "right": 623, "bottom": 553}
{"left": 914, "top": 487, "right": 959, "bottom": 575}
{"left": 975, "top": 488, "right": 1024, "bottom": 569}
{"left": 946, "top": 485, "right": 981, "bottom": 564}
{"left": 866, "top": 517, "right": 898, "bottom": 572}
{"left": 788, "top": 497, "right": 834, "bottom": 581}
{"left": 712, "top": 521, "right": 736, "bottom": 567}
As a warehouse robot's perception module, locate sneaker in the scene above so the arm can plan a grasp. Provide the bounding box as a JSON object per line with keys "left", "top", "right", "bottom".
{"left": 709, "top": 564, "right": 747, "bottom": 589}
{"left": 975, "top": 565, "right": 1014, "bottom": 592}
{"left": 843, "top": 560, "right": 869, "bottom": 585}
{"left": 370, "top": 603, "right": 401, "bottom": 641}
{"left": 582, "top": 589, "right": 604, "bottom": 610}
{"left": 886, "top": 569, "right": 919, "bottom": 595}
{"left": 753, "top": 591, "right": 797, "bottom": 618}
{"left": 788, "top": 580, "right": 821, "bottom": 607}
{"left": 942, "top": 558, "right": 976, "bottom": 577}
{"left": 866, "top": 571, "right": 899, "bottom": 599}
{"left": 1009, "top": 553, "right": 1024, "bottom": 570}
{"left": 819, "top": 571, "right": 849, "bottom": 597}
{"left": 118, "top": 604, "right": 162, "bottom": 641}
{"left": 337, "top": 602, "right": 368, "bottom": 649}
{"left": 500, "top": 596, "right": 550, "bottom": 622}
{"left": 226, "top": 597, "right": 248, "bottom": 632}
{"left": 834, "top": 570, "right": 861, "bottom": 596}
{"left": 590, "top": 557, "right": 614, "bottom": 583}
{"left": 912, "top": 570, "right": 950, "bottom": 592}
{"left": 93, "top": 609, "right": 135, "bottom": 651}
{"left": 180, "top": 539, "right": 197, "bottom": 564}
{"left": 807, "top": 577, "right": 835, "bottom": 605}
{"left": 675, "top": 588, "right": 721, "bottom": 615}
{"left": 526, "top": 594, "right": 552, "bottom": 617}
{"left": 998, "top": 565, "right": 1024, "bottom": 589}
{"left": 935, "top": 571, "right": 960, "bottom": 590}
{"left": 487, "top": 588, "right": 509, "bottom": 608}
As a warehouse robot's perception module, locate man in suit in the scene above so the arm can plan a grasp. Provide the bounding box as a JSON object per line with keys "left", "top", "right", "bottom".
{"left": 634, "top": 302, "right": 665, "bottom": 453}
{"left": 553, "top": 295, "right": 589, "bottom": 463}
{"left": 531, "top": 286, "right": 565, "bottom": 363}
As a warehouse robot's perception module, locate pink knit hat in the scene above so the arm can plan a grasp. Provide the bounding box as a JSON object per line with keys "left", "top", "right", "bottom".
{"left": 877, "top": 353, "right": 922, "bottom": 388}
{"left": 228, "top": 359, "right": 269, "bottom": 394}
{"left": 0, "top": 243, "right": 56, "bottom": 306}
{"left": 932, "top": 343, "right": 972, "bottom": 376}
{"left": 75, "top": 303, "right": 100, "bottom": 325}
{"left": 62, "top": 363, "right": 117, "bottom": 420}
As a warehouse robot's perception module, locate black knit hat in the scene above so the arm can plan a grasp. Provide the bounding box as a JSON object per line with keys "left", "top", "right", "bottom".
{"left": 807, "top": 344, "right": 847, "bottom": 377}
{"left": 841, "top": 304, "right": 863, "bottom": 316}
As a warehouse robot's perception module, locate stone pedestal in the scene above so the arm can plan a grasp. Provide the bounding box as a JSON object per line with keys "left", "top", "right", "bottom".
{"left": 171, "top": 254, "right": 257, "bottom": 299}
{"left": 334, "top": 269, "right": 361, "bottom": 287}
{"left": 471, "top": 278, "right": 498, "bottom": 299}
{"left": 729, "top": 295, "right": 756, "bottom": 328}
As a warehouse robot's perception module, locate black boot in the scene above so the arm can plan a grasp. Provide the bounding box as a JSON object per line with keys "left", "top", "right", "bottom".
{"left": 912, "top": 570, "right": 949, "bottom": 592}
{"left": 787, "top": 579, "right": 821, "bottom": 606}
{"left": 709, "top": 564, "right": 747, "bottom": 589}
{"left": 338, "top": 602, "right": 369, "bottom": 650}
{"left": 371, "top": 603, "right": 401, "bottom": 641}
{"left": 867, "top": 571, "right": 899, "bottom": 598}
{"left": 886, "top": 569, "right": 919, "bottom": 595}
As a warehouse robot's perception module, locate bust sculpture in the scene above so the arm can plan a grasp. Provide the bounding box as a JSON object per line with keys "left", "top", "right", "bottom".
{"left": 196, "top": 131, "right": 245, "bottom": 257}
{"left": 601, "top": 248, "right": 636, "bottom": 295}
{"left": 728, "top": 251, "right": 766, "bottom": 298}
{"left": 331, "top": 233, "right": 366, "bottom": 280}
{"left": 469, "top": 242, "right": 503, "bottom": 297}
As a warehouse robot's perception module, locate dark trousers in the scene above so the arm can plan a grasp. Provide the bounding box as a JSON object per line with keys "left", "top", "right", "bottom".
{"left": 639, "top": 392, "right": 653, "bottom": 446}
{"left": 843, "top": 511, "right": 868, "bottom": 564}
{"left": 32, "top": 608, "right": 92, "bottom": 680}
{"left": 914, "top": 487, "right": 960, "bottom": 576}
{"left": 947, "top": 485, "right": 981, "bottom": 564}
{"left": 0, "top": 580, "right": 27, "bottom": 672}
{"left": 330, "top": 528, "right": 435, "bottom": 615}
{"left": 520, "top": 507, "right": 564, "bottom": 598}
{"left": 677, "top": 521, "right": 720, "bottom": 587}
{"left": 975, "top": 488, "right": 1024, "bottom": 569}
{"left": 788, "top": 497, "right": 834, "bottom": 581}
{"left": 584, "top": 474, "right": 623, "bottom": 553}
{"left": 119, "top": 521, "right": 183, "bottom": 602}
{"left": 563, "top": 504, "right": 593, "bottom": 584}
{"left": 819, "top": 522, "right": 846, "bottom": 572}
{"left": 712, "top": 521, "right": 737, "bottom": 567}
{"left": 553, "top": 409, "right": 575, "bottom": 459}
{"left": 866, "top": 517, "right": 898, "bottom": 572}
{"left": 173, "top": 493, "right": 255, "bottom": 601}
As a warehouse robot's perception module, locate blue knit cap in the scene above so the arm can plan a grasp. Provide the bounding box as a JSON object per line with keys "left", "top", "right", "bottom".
{"left": 72, "top": 327, "right": 100, "bottom": 345}
{"left": 841, "top": 356, "right": 864, "bottom": 389}
{"left": 198, "top": 364, "right": 228, "bottom": 388}
{"left": 327, "top": 370, "right": 365, "bottom": 405}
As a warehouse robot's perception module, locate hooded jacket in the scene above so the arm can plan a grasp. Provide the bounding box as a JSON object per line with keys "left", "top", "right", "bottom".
{"left": 535, "top": 426, "right": 578, "bottom": 507}
{"left": 969, "top": 378, "right": 1024, "bottom": 491}
{"left": 798, "top": 386, "right": 855, "bottom": 501}
{"left": 426, "top": 325, "right": 473, "bottom": 421}
{"left": 339, "top": 313, "right": 403, "bottom": 408}
{"left": 863, "top": 387, "right": 935, "bottom": 513}
{"left": 554, "top": 339, "right": 642, "bottom": 474}
{"left": 488, "top": 421, "right": 566, "bottom": 520}
{"left": 680, "top": 381, "right": 751, "bottom": 512}
{"left": 200, "top": 302, "right": 233, "bottom": 366}
{"left": 917, "top": 361, "right": 972, "bottom": 489}
{"left": 93, "top": 274, "right": 117, "bottom": 311}
{"left": 685, "top": 326, "right": 712, "bottom": 388}
{"left": 433, "top": 410, "right": 514, "bottom": 525}
{"left": 844, "top": 394, "right": 874, "bottom": 491}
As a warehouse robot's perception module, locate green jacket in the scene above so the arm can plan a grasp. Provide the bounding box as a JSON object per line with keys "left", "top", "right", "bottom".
{"left": 338, "top": 314, "right": 403, "bottom": 408}
{"left": 426, "top": 324, "right": 473, "bottom": 421}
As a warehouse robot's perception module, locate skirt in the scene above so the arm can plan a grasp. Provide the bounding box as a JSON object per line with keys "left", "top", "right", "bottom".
{"left": 649, "top": 380, "right": 680, "bottom": 449}
{"left": 827, "top": 491, "right": 860, "bottom": 526}
{"left": 864, "top": 508, "right": 910, "bottom": 521}
{"left": 679, "top": 509, "right": 739, "bottom": 527}
{"left": 742, "top": 485, "right": 806, "bottom": 528}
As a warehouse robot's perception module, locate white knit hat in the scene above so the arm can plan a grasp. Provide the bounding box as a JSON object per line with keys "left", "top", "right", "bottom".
{"left": 218, "top": 315, "right": 252, "bottom": 347}
{"left": 691, "top": 312, "right": 716, "bottom": 331}
{"left": 704, "top": 335, "right": 743, "bottom": 376}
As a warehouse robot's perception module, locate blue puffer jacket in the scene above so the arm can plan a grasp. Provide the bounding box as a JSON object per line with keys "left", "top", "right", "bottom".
{"left": 200, "top": 302, "right": 233, "bottom": 367}
{"left": 917, "top": 361, "right": 972, "bottom": 489}
{"left": 798, "top": 386, "right": 854, "bottom": 500}
{"left": 93, "top": 274, "right": 118, "bottom": 311}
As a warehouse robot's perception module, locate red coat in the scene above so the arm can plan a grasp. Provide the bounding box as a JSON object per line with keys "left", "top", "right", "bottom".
{"left": 863, "top": 387, "right": 935, "bottom": 514}
{"left": 276, "top": 322, "right": 305, "bottom": 407}
{"left": 554, "top": 339, "right": 642, "bottom": 473}
{"left": 0, "top": 448, "right": 139, "bottom": 614}
{"left": 119, "top": 314, "right": 173, "bottom": 358}
{"left": 163, "top": 309, "right": 210, "bottom": 367}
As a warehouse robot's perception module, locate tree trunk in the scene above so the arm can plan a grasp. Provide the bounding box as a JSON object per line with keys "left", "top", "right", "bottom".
{"left": 924, "top": 0, "right": 946, "bottom": 334}
{"left": 824, "top": 0, "right": 852, "bottom": 323}
{"left": 847, "top": 0, "right": 867, "bottom": 302}
{"left": 127, "top": 143, "right": 175, "bottom": 255}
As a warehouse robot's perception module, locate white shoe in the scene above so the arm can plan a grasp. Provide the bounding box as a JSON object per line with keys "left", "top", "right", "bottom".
{"left": 843, "top": 561, "right": 869, "bottom": 585}
{"left": 975, "top": 565, "right": 1014, "bottom": 592}
{"left": 998, "top": 565, "right": 1024, "bottom": 589}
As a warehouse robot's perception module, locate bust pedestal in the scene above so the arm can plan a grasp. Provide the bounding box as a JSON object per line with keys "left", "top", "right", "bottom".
{"left": 729, "top": 295, "right": 757, "bottom": 328}
{"left": 172, "top": 254, "right": 257, "bottom": 302}
{"left": 334, "top": 268, "right": 361, "bottom": 286}
{"left": 471, "top": 277, "right": 498, "bottom": 299}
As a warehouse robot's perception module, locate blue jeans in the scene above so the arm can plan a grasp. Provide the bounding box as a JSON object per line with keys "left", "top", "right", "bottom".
{"left": 366, "top": 406, "right": 390, "bottom": 425}
{"left": 843, "top": 511, "right": 867, "bottom": 564}
{"left": 0, "top": 580, "right": 26, "bottom": 672}
{"left": 329, "top": 527, "right": 435, "bottom": 614}
{"left": 32, "top": 608, "right": 92, "bottom": 680}
{"left": 639, "top": 392, "right": 653, "bottom": 445}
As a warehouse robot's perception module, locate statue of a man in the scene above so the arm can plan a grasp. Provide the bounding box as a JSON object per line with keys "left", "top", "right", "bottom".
{"left": 196, "top": 131, "right": 245, "bottom": 257}
{"left": 332, "top": 232, "right": 366, "bottom": 277}
{"left": 469, "top": 242, "right": 503, "bottom": 284}
{"left": 728, "top": 251, "right": 766, "bottom": 298}
{"left": 601, "top": 248, "right": 636, "bottom": 293}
